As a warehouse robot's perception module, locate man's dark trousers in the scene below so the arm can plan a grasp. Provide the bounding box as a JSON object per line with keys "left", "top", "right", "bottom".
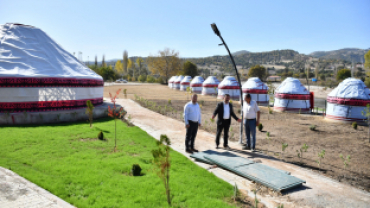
{"left": 216, "top": 118, "right": 231, "bottom": 147}
{"left": 185, "top": 121, "right": 198, "bottom": 150}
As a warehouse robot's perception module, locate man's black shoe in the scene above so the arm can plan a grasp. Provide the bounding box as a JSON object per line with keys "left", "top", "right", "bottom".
{"left": 186, "top": 149, "right": 193, "bottom": 154}
{"left": 242, "top": 145, "right": 251, "bottom": 150}
{"left": 223, "top": 145, "right": 230, "bottom": 150}
{"left": 191, "top": 148, "right": 199, "bottom": 152}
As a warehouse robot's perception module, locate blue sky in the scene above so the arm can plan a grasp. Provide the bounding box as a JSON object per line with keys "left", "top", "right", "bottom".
{"left": 1, "top": 0, "right": 369, "bottom": 61}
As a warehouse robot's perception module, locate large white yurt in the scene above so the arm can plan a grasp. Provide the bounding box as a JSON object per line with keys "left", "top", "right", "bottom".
{"left": 273, "top": 77, "right": 311, "bottom": 113}
{"left": 180, "top": 76, "right": 192, "bottom": 91}
{"left": 325, "top": 78, "right": 370, "bottom": 123}
{"left": 173, "top": 75, "right": 184, "bottom": 90}
{"left": 168, "top": 76, "right": 175, "bottom": 88}
{"left": 0, "top": 23, "right": 103, "bottom": 113}
{"left": 202, "top": 76, "right": 220, "bottom": 96}
{"left": 217, "top": 76, "right": 241, "bottom": 100}
{"left": 190, "top": 76, "right": 204, "bottom": 94}
{"left": 242, "top": 77, "right": 269, "bottom": 106}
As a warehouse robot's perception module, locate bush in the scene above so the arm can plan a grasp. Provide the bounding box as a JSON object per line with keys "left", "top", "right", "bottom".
{"left": 131, "top": 77, "right": 136, "bottom": 82}
{"left": 146, "top": 75, "right": 156, "bottom": 83}
{"left": 320, "top": 74, "right": 326, "bottom": 81}
{"left": 156, "top": 76, "right": 166, "bottom": 84}
{"left": 138, "top": 75, "right": 147, "bottom": 82}
{"left": 310, "top": 125, "right": 316, "bottom": 131}
{"left": 352, "top": 122, "right": 358, "bottom": 130}
{"left": 98, "top": 131, "right": 104, "bottom": 140}
{"left": 258, "top": 123, "right": 263, "bottom": 131}
{"left": 336, "top": 68, "right": 351, "bottom": 81}
{"left": 131, "top": 164, "right": 142, "bottom": 176}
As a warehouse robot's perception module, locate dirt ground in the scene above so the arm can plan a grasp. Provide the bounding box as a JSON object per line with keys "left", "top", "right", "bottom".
{"left": 105, "top": 83, "right": 370, "bottom": 193}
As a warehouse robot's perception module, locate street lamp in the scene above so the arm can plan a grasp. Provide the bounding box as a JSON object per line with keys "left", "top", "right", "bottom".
{"left": 210, "top": 23, "right": 244, "bottom": 144}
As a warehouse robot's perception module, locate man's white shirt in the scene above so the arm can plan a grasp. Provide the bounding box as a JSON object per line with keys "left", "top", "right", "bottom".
{"left": 184, "top": 101, "right": 201, "bottom": 125}
{"left": 243, "top": 100, "right": 260, "bottom": 119}
{"left": 223, "top": 102, "right": 230, "bottom": 119}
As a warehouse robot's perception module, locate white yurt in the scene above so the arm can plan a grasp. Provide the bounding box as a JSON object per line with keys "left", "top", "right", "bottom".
{"left": 180, "top": 76, "right": 192, "bottom": 91}
{"left": 202, "top": 76, "right": 220, "bottom": 96}
{"left": 273, "top": 77, "right": 311, "bottom": 113}
{"left": 168, "top": 76, "right": 175, "bottom": 88}
{"left": 173, "top": 75, "right": 184, "bottom": 90}
{"left": 217, "top": 76, "right": 241, "bottom": 100}
{"left": 325, "top": 78, "right": 370, "bottom": 123}
{"left": 0, "top": 23, "right": 103, "bottom": 113}
{"left": 242, "top": 77, "right": 269, "bottom": 106}
{"left": 190, "top": 76, "right": 204, "bottom": 94}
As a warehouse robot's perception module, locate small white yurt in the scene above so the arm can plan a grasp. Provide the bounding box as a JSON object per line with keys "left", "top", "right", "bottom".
{"left": 190, "top": 76, "right": 204, "bottom": 94}
{"left": 202, "top": 76, "right": 220, "bottom": 96}
{"left": 242, "top": 77, "right": 269, "bottom": 106}
{"left": 273, "top": 77, "right": 311, "bottom": 113}
{"left": 173, "top": 75, "right": 184, "bottom": 90}
{"left": 180, "top": 76, "right": 192, "bottom": 91}
{"left": 325, "top": 78, "right": 370, "bottom": 123}
{"left": 168, "top": 76, "right": 175, "bottom": 88}
{"left": 217, "top": 76, "right": 241, "bottom": 100}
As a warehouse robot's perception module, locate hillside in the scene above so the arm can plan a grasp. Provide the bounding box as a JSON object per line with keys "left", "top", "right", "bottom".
{"left": 310, "top": 48, "right": 369, "bottom": 63}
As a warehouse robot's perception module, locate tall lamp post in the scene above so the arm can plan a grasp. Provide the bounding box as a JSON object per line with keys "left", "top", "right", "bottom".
{"left": 210, "top": 23, "right": 244, "bottom": 144}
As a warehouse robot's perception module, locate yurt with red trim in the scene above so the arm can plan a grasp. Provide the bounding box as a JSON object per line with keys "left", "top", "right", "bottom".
{"left": 180, "top": 76, "right": 192, "bottom": 91}
{"left": 168, "top": 76, "right": 176, "bottom": 88}
{"left": 217, "top": 76, "right": 241, "bottom": 100}
{"left": 190, "top": 76, "right": 204, "bottom": 93}
{"left": 273, "top": 77, "right": 311, "bottom": 113}
{"left": 173, "top": 75, "right": 184, "bottom": 90}
{"left": 242, "top": 77, "right": 269, "bottom": 106}
{"left": 202, "top": 76, "right": 220, "bottom": 96}
{"left": 325, "top": 78, "right": 370, "bottom": 123}
{"left": 0, "top": 23, "right": 103, "bottom": 114}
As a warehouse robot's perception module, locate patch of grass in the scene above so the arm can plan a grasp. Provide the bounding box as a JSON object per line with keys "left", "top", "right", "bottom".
{"left": 0, "top": 118, "right": 237, "bottom": 208}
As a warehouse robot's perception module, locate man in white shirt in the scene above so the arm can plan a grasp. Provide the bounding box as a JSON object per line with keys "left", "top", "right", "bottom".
{"left": 242, "top": 93, "right": 260, "bottom": 151}
{"left": 184, "top": 94, "right": 201, "bottom": 154}
{"left": 212, "top": 94, "right": 241, "bottom": 149}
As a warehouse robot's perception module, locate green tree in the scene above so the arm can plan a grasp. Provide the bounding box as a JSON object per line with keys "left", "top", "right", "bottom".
{"left": 182, "top": 61, "right": 199, "bottom": 77}
{"left": 138, "top": 75, "right": 146, "bottom": 82}
{"left": 102, "top": 55, "right": 106, "bottom": 67}
{"left": 115, "top": 60, "right": 124, "bottom": 76}
{"left": 147, "top": 48, "right": 182, "bottom": 84}
{"left": 365, "top": 50, "right": 370, "bottom": 69}
{"left": 94, "top": 55, "right": 97, "bottom": 68}
{"left": 123, "top": 50, "right": 128, "bottom": 75}
{"left": 336, "top": 68, "right": 351, "bottom": 80}
{"left": 136, "top": 57, "right": 144, "bottom": 75}
{"left": 248, "top": 65, "right": 267, "bottom": 80}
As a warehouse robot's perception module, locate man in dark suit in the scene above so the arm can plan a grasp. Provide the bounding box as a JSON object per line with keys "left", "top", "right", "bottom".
{"left": 211, "top": 94, "right": 241, "bottom": 149}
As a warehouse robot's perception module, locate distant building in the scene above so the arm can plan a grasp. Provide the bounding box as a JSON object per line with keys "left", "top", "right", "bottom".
{"left": 267, "top": 76, "right": 281, "bottom": 82}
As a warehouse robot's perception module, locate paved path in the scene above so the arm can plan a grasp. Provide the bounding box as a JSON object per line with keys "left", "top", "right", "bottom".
{"left": 117, "top": 98, "right": 370, "bottom": 208}
{"left": 0, "top": 167, "right": 74, "bottom": 208}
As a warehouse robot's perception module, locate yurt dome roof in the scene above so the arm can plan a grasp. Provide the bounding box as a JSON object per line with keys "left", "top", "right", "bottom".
{"left": 276, "top": 77, "right": 309, "bottom": 95}
{"left": 0, "top": 23, "right": 102, "bottom": 80}
{"left": 328, "top": 78, "right": 370, "bottom": 100}
{"left": 169, "top": 76, "right": 177, "bottom": 83}
{"left": 180, "top": 76, "right": 192, "bottom": 84}
{"left": 242, "top": 77, "right": 268, "bottom": 90}
{"left": 219, "top": 76, "right": 240, "bottom": 89}
{"left": 190, "top": 76, "right": 204, "bottom": 83}
{"left": 174, "top": 75, "right": 184, "bottom": 83}
{"left": 203, "top": 76, "right": 220, "bottom": 87}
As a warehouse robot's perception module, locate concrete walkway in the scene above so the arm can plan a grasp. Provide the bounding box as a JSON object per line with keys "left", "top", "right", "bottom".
{"left": 118, "top": 98, "right": 370, "bottom": 208}
{"left": 0, "top": 167, "right": 74, "bottom": 208}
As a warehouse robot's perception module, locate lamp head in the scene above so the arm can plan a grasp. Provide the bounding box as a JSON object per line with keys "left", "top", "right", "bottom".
{"left": 211, "top": 23, "right": 220, "bottom": 36}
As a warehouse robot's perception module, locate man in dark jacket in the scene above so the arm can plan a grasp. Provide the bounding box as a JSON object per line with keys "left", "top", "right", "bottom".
{"left": 211, "top": 94, "right": 241, "bottom": 149}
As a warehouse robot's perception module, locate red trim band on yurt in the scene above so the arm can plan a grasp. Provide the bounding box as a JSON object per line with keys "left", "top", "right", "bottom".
{"left": 327, "top": 96, "right": 370, "bottom": 107}
{"left": 0, "top": 98, "right": 103, "bottom": 113}
{"left": 242, "top": 89, "right": 268, "bottom": 94}
{"left": 0, "top": 77, "right": 104, "bottom": 87}
{"left": 274, "top": 93, "right": 310, "bottom": 100}
{"left": 218, "top": 86, "right": 240, "bottom": 89}
{"left": 190, "top": 83, "right": 203, "bottom": 87}
{"left": 203, "top": 84, "right": 219, "bottom": 87}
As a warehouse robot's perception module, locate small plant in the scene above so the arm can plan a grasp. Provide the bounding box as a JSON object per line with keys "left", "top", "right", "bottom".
{"left": 123, "top": 89, "right": 127, "bottom": 98}
{"left": 352, "top": 122, "right": 357, "bottom": 130}
{"left": 108, "top": 89, "right": 126, "bottom": 152}
{"left": 145, "top": 100, "right": 149, "bottom": 107}
{"left": 199, "top": 100, "right": 205, "bottom": 106}
{"left": 168, "top": 99, "right": 172, "bottom": 105}
{"left": 361, "top": 104, "right": 370, "bottom": 143}
{"left": 277, "top": 204, "right": 284, "bottom": 208}
{"left": 132, "top": 164, "right": 142, "bottom": 176}
{"left": 252, "top": 187, "right": 261, "bottom": 208}
{"left": 85, "top": 100, "right": 95, "bottom": 128}
{"left": 310, "top": 125, "right": 316, "bottom": 131}
{"left": 316, "top": 149, "right": 326, "bottom": 172}
{"left": 233, "top": 183, "right": 240, "bottom": 202}
{"left": 340, "top": 154, "right": 351, "bottom": 179}
{"left": 210, "top": 118, "right": 215, "bottom": 123}
{"left": 152, "top": 134, "right": 172, "bottom": 206}
{"left": 281, "top": 143, "right": 288, "bottom": 161}
{"left": 258, "top": 123, "right": 263, "bottom": 131}
{"left": 296, "top": 143, "right": 309, "bottom": 164}
{"left": 98, "top": 131, "right": 104, "bottom": 140}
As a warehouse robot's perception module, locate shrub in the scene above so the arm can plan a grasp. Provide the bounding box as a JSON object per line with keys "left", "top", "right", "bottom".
{"left": 258, "top": 123, "right": 263, "bottom": 131}
{"left": 352, "top": 122, "right": 358, "bottom": 130}
{"left": 131, "top": 77, "right": 136, "bottom": 82}
{"left": 85, "top": 100, "right": 94, "bottom": 128}
{"left": 98, "top": 131, "right": 104, "bottom": 140}
{"left": 167, "top": 99, "right": 172, "bottom": 105}
{"left": 131, "top": 164, "right": 142, "bottom": 176}
{"left": 146, "top": 75, "right": 156, "bottom": 83}
{"left": 310, "top": 125, "right": 316, "bottom": 131}
{"left": 156, "top": 76, "right": 165, "bottom": 84}
{"left": 138, "top": 75, "right": 147, "bottom": 82}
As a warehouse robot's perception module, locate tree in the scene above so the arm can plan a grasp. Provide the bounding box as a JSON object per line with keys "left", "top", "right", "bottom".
{"left": 102, "top": 55, "right": 106, "bottom": 67}
{"left": 128, "top": 58, "right": 136, "bottom": 77}
{"left": 314, "top": 64, "right": 319, "bottom": 79}
{"left": 336, "top": 68, "right": 351, "bottom": 80}
{"left": 136, "top": 57, "right": 144, "bottom": 75}
{"left": 123, "top": 50, "right": 128, "bottom": 75}
{"left": 115, "top": 60, "right": 124, "bottom": 76}
{"left": 108, "top": 89, "right": 127, "bottom": 152}
{"left": 248, "top": 65, "right": 267, "bottom": 80}
{"left": 365, "top": 50, "right": 370, "bottom": 69}
{"left": 147, "top": 48, "right": 182, "bottom": 84}
{"left": 94, "top": 56, "right": 97, "bottom": 68}
{"left": 182, "top": 61, "right": 198, "bottom": 77}
{"left": 85, "top": 100, "right": 94, "bottom": 128}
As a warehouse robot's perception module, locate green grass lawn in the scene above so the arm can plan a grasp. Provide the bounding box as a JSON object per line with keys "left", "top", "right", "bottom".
{"left": 0, "top": 118, "right": 237, "bottom": 208}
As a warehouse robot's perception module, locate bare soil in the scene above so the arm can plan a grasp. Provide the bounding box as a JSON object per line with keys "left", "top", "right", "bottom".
{"left": 105, "top": 83, "right": 370, "bottom": 193}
